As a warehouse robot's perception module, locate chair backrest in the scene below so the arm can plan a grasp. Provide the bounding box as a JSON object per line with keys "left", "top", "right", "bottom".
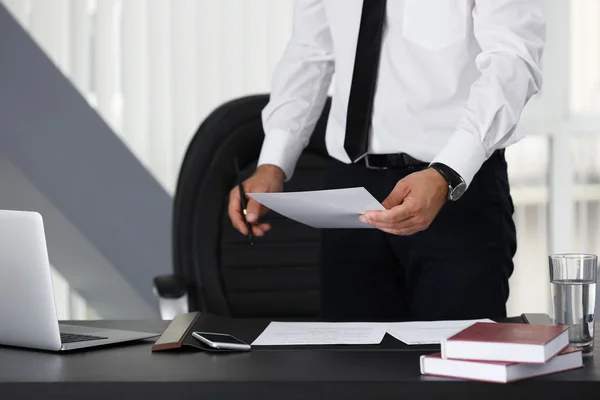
{"left": 173, "top": 94, "right": 331, "bottom": 318}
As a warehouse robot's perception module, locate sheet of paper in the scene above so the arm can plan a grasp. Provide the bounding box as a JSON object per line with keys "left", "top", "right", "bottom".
{"left": 248, "top": 187, "right": 384, "bottom": 229}
{"left": 387, "top": 319, "right": 495, "bottom": 345}
{"left": 251, "top": 322, "right": 389, "bottom": 346}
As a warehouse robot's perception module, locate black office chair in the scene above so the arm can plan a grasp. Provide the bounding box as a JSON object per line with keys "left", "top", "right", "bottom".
{"left": 153, "top": 94, "right": 331, "bottom": 319}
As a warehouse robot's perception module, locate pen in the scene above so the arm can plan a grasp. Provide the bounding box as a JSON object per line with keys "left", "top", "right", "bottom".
{"left": 234, "top": 158, "right": 254, "bottom": 245}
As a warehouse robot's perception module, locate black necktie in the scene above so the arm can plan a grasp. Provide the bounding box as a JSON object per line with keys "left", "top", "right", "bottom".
{"left": 344, "top": 0, "right": 387, "bottom": 162}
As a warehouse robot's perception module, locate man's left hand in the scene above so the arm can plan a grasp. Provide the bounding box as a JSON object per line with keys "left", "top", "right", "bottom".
{"left": 360, "top": 168, "right": 449, "bottom": 235}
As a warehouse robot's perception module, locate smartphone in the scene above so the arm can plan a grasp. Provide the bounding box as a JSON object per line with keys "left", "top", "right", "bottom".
{"left": 192, "top": 331, "right": 251, "bottom": 351}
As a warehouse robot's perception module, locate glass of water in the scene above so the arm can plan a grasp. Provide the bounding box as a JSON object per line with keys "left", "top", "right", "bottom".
{"left": 549, "top": 253, "right": 597, "bottom": 355}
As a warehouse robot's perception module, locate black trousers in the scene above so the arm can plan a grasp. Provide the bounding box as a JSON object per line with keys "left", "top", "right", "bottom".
{"left": 318, "top": 151, "right": 517, "bottom": 322}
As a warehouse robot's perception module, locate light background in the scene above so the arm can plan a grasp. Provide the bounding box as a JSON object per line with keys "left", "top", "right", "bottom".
{"left": 1, "top": 0, "right": 599, "bottom": 320}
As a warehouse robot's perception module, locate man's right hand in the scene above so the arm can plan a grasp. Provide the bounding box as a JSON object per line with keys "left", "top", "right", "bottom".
{"left": 228, "top": 164, "right": 285, "bottom": 237}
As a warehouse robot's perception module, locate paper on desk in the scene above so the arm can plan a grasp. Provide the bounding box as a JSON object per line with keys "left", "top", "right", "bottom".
{"left": 251, "top": 322, "right": 389, "bottom": 346}
{"left": 387, "top": 319, "right": 495, "bottom": 345}
{"left": 248, "top": 187, "right": 384, "bottom": 229}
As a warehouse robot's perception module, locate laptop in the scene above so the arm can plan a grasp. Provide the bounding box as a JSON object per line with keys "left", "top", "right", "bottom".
{"left": 0, "top": 210, "right": 158, "bottom": 351}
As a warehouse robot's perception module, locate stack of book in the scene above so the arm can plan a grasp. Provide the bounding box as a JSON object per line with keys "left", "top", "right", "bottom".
{"left": 420, "top": 322, "right": 583, "bottom": 383}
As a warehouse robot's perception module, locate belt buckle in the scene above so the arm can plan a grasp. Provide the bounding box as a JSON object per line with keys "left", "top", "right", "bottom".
{"left": 364, "top": 155, "right": 387, "bottom": 170}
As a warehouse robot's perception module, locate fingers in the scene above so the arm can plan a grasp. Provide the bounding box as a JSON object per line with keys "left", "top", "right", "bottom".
{"left": 381, "top": 181, "right": 410, "bottom": 210}
{"left": 362, "top": 215, "right": 420, "bottom": 230}
{"left": 245, "top": 198, "right": 265, "bottom": 223}
{"left": 260, "top": 223, "right": 272, "bottom": 232}
{"left": 379, "top": 225, "right": 423, "bottom": 236}
{"left": 362, "top": 203, "right": 414, "bottom": 226}
{"left": 229, "top": 170, "right": 280, "bottom": 238}
{"left": 252, "top": 223, "right": 272, "bottom": 237}
{"left": 359, "top": 171, "right": 444, "bottom": 236}
{"left": 228, "top": 188, "right": 248, "bottom": 235}
{"left": 361, "top": 200, "right": 430, "bottom": 234}
{"left": 229, "top": 187, "right": 273, "bottom": 237}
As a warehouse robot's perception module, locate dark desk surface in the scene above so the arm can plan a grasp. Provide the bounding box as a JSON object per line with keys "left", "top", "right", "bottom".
{"left": 1, "top": 316, "right": 599, "bottom": 400}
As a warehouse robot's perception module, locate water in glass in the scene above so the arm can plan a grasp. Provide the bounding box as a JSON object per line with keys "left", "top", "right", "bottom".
{"left": 551, "top": 278, "right": 596, "bottom": 353}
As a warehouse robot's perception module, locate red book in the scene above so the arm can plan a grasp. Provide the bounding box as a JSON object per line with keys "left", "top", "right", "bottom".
{"left": 420, "top": 347, "right": 583, "bottom": 384}
{"left": 441, "top": 322, "right": 569, "bottom": 363}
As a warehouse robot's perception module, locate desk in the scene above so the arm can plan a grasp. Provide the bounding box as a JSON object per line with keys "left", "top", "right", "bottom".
{"left": 0, "top": 315, "right": 598, "bottom": 399}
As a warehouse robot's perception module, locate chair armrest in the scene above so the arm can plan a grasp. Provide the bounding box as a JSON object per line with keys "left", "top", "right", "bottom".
{"left": 152, "top": 274, "right": 189, "bottom": 320}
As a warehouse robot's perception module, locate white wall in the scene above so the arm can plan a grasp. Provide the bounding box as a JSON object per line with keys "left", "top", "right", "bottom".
{"left": 2, "top": 0, "right": 599, "bottom": 320}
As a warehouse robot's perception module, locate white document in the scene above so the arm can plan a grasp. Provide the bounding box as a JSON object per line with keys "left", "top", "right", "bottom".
{"left": 248, "top": 187, "right": 384, "bottom": 229}
{"left": 251, "top": 322, "right": 389, "bottom": 346}
{"left": 387, "top": 319, "right": 495, "bottom": 345}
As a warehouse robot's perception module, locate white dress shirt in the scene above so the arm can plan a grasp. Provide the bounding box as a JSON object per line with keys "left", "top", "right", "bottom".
{"left": 257, "top": 0, "right": 545, "bottom": 187}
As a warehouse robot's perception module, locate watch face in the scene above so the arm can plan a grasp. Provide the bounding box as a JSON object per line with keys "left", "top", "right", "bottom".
{"left": 449, "top": 182, "right": 467, "bottom": 201}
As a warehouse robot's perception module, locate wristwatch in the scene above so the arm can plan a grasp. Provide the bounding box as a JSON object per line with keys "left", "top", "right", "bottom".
{"left": 429, "top": 162, "right": 467, "bottom": 201}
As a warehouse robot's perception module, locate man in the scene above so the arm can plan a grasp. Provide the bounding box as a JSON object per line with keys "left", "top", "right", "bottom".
{"left": 228, "top": 0, "right": 545, "bottom": 322}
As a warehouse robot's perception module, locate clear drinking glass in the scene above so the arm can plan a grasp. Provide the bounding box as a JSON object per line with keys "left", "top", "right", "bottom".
{"left": 549, "top": 253, "right": 597, "bottom": 354}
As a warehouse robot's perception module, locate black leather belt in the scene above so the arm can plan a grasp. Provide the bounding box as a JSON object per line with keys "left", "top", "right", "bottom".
{"left": 356, "top": 149, "right": 505, "bottom": 169}
{"left": 358, "top": 149, "right": 506, "bottom": 170}
{"left": 359, "top": 153, "right": 428, "bottom": 170}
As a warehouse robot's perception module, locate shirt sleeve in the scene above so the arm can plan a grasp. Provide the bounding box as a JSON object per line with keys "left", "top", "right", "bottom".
{"left": 257, "top": 0, "right": 335, "bottom": 181}
{"left": 431, "top": 0, "right": 546, "bottom": 187}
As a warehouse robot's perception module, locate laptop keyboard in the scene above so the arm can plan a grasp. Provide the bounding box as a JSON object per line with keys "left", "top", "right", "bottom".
{"left": 60, "top": 332, "right": 108, "bottom": 343}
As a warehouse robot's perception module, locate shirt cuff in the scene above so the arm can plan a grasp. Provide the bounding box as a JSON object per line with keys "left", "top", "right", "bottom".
{"left": 257, "top": 129, "right": 306, "bottom": 181}
{"left": 431, "top": 128, "right": 488, "bottom": 187}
